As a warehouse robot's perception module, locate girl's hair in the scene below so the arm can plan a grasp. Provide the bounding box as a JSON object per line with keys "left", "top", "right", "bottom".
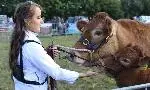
{"left": 9, "top": 1, "right": 42, "bottom": 71}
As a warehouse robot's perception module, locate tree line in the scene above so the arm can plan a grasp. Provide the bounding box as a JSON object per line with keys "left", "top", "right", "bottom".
{"left": 0, "top": 0, "right": 150, "bottom": 20}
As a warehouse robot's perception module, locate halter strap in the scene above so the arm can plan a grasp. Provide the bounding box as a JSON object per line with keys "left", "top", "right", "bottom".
{"left": 78, "top": 32, "right": 113, "bottom": 51}
{"left": 13, "top": 40, "right": 48, "bottom": 85}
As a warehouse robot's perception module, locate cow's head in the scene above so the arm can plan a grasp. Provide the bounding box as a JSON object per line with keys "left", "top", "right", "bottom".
{"left": 102, "top": 44, "right": 145, "bottom": 76}
{"left": 68, "top": 12, "right": 113, "bottom": 65}
{"left": 78, "top": 12, "right": 112, "bottom": 49}
{"left": 115, "top": 45, "right": 144, "bottom": 68}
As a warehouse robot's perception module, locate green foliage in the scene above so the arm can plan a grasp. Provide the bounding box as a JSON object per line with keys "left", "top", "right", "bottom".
{"left": 38, "top": 0, "right": 124, "bottom": 19}
{"left": 0, "top": 0, "right": 23, "bottom": 17}
{"left": 0, "top": 0, "right": 150, "bottom": 21}
{"left": 142, "top": 0, "right": 150, "bottom": 15}
{"left": 121, "top": 0, "right": 150, "bottom": 19}
{"left": 95, "top": 0, "right": 124, "bottom": 19}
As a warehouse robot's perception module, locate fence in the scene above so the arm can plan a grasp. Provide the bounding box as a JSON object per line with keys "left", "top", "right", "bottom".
{"left": 0, "top": 25, "right": 64, "bottom": 40}
{"left": 40, "top": 23, "right": 67, "bottom": 36}
{"left": 112, "top": 83, "right": 150, "bottom": 90}
{"left": 0, "top": 31, "right": 11, "bottom": 42}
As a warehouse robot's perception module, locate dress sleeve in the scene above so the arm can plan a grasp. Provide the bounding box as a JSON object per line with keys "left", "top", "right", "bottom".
{"left": 22, "top": 42, "right": 79, "bottom": 84}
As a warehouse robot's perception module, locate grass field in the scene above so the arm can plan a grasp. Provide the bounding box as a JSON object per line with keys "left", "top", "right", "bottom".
{"left": 0, "top": 34, "right": 117, "bottom": 90}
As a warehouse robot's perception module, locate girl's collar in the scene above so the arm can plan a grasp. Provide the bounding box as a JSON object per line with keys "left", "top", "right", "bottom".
{"left": 26, "top": 30, "right": 39, "bottom": 36}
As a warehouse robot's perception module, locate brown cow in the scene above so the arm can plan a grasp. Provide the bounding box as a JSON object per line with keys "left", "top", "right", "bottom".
{"left": 96, "top": 44, "right": 150, "bottom": 87}
{"left": 69, "top": 12, "right": 150, "bottom": 66}
{"left": 66, "top": 12, "right": 150, "bottom": 87}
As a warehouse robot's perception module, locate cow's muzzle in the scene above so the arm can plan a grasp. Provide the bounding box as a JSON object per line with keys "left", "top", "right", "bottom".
{"left": 66, "top": 51, "right": 86, "bottom": 64}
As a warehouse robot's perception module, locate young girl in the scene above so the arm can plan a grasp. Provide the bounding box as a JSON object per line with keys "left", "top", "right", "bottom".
{"left": 9, "top": 1, "right": 96, "bottom": 90}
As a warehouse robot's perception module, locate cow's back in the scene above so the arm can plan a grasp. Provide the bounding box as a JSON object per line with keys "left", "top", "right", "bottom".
{"left": 116, "top": 19, "right": 150, "bottom": 56}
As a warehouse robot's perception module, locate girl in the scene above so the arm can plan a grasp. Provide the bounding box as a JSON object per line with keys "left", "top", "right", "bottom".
{"left": 9, "top": 1, "right": 96, "bottom": 90}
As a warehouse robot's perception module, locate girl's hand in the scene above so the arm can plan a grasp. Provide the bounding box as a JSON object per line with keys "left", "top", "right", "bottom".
{"left": 79, "top": 71, "right": 98, "bottom": 78}
{"left": 45, "top": 45, "right": 60, "bottom": 58}
{"left": 51, "top": 45, "right": 60, "bottom": 58}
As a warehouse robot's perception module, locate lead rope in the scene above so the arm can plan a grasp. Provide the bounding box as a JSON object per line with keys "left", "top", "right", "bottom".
{"left": 55, "top": 45, "right": 124, "bottom": 75}
{"left": 55, "top": 45, "right": 94, "bottom": 61}
{"left": 90, "top": 50, "right": 94, "bottom": 61}
{"left": 49, "top": 41, "right": 57, "bottom": 90}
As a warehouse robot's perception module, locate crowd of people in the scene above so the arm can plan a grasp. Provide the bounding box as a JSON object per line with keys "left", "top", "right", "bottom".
{"left": 51, "top": 16, "right": 67, "bottom": 35}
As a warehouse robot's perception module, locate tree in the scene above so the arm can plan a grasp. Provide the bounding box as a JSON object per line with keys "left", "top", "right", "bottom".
{"left": 142, "top": 0, "right": 150, "bottom": 15}
{"left": 95, "top": 0, "right": 124, "bottom": 19}
{"left": 121, "top": 0, "right": 144, "bottom": 18}
{"left": 0, "top": 0, "right": 24, "bottom": 17}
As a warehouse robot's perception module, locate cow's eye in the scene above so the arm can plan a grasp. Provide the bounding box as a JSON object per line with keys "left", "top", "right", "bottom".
{"left": 95, "top": 31, "right": 102, "bottom": 36}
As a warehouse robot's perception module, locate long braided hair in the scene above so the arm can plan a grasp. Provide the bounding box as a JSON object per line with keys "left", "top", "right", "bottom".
{"left": 9, "top": 1, "right": 42, "bottom": 72}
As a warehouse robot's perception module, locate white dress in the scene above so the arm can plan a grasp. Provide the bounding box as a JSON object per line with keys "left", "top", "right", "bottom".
{"left": 13, "top": 30, "right": 79, "bottom": 90}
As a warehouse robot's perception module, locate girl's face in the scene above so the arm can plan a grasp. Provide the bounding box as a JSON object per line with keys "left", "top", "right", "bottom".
{"left": 27, "top": 7, "right": 43, "bottom": 32}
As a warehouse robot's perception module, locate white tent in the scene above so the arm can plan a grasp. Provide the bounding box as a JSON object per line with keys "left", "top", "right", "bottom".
{"left": 134, "top": 16, "right": 150, "bottom": 23}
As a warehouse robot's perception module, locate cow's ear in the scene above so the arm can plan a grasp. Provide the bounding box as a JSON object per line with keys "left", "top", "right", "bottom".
{"left": 95, "top": 12, "right": 109, "bottom": 19}
{"left": 133, "top": 45, "right": 144, "bottom": 57}
{"left": 77, "top": 20, "right": 88, "bottom": 32}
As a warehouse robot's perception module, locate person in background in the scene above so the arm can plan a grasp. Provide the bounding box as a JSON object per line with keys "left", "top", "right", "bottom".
{"left": 9, "top": 1, "right": 96, "bottom": 90}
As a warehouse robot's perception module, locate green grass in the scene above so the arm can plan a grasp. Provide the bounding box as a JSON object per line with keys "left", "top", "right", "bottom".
{"left": 0, "top": 34, "right": 117, "bottom": 90}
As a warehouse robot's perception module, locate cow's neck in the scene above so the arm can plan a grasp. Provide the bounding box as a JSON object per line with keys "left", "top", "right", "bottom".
{"left": 97, "top": 20, "right": 119, "bottom": 57}
{"left": 116, "top": 20, "right": 150, "bottom": 57}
